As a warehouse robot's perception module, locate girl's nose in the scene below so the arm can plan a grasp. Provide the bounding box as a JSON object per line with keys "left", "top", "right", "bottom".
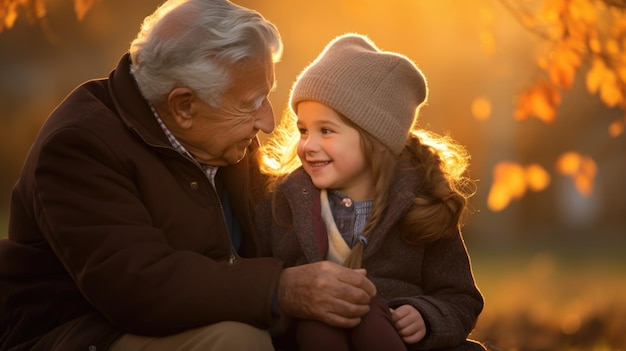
{"left": 300, "top": 133, "right": 321, "bottom": 154}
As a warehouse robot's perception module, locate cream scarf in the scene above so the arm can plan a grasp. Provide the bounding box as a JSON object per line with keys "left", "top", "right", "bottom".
{"left": 320, "top": 189, "right": 352, "bottom": 264}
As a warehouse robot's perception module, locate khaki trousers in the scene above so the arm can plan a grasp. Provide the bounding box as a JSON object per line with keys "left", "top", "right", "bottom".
{"left": 109, "top": 321, "right": 273, "bottom": 351}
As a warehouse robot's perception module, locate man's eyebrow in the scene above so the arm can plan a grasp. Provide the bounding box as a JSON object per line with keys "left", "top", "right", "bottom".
{"left": 239, "top": 95, "right": 265, "bottom": 111}
{"left": 240, "top": 81, "right": 276, "bottom": 111}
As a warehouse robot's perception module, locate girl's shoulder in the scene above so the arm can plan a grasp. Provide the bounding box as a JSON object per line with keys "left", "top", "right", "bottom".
{"left": 275, "top": 167, "right": 310, "bottom": 189}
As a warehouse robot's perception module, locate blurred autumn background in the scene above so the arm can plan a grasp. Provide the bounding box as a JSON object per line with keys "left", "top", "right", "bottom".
{"left": 1, "top": 0, "right": 625, "bottom": 350}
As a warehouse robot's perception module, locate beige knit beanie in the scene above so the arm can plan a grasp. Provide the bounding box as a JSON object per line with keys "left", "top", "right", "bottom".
{"left": 290, "top": 33, "right": 428, "bottom": 155}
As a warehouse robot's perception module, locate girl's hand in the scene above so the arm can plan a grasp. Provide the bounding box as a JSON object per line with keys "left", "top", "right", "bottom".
{"left": 389, "top": 304, "right": 426, "bottom": 344}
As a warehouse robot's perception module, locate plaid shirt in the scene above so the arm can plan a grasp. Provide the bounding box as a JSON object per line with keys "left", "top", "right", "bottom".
{"left": 328, "top": 189, "right": 372, "bottom": 247}
{"left": 150, "top": 106, "right": 218, "bottom": 187}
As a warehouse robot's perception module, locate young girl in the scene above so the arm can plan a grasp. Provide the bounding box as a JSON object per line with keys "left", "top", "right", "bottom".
{"left": 255, "top": 33, "right": 485, "bottom": 351}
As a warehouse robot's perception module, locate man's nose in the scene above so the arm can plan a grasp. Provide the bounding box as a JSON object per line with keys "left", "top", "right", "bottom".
{"left": 254, "top": 99, "right": 275, "bottom": 134}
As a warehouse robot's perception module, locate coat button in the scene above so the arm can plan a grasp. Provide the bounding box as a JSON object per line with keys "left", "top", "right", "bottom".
{"left": 190, "top": 181, "right": 199, "bottom": 190}
{"left": 302, "top": 188, "right": 308, "bottom": 194}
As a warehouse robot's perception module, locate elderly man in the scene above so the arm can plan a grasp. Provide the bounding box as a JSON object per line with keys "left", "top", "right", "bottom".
{"left": 0, "top": 1, "right": 375, "bottom": 350}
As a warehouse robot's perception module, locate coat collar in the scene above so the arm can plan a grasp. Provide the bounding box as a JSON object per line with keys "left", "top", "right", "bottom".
{"left": 276, "top": 164, "right": 423, "bottom": 261}
{"left": 108, "top": 53, "right": 171, "bottom": 149}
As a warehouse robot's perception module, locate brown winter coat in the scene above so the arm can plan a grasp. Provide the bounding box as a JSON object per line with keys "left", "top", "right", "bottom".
{"left": 255, "top": 167, "right": 484, "bottom": 350}
{"left": 0, "top": 54, "right": 283, "bottom": 351}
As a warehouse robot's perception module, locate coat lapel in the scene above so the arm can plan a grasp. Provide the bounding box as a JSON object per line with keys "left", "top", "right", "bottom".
{"left": 362, "top": 166, "right": 421, "bottom": 260}
{"left": 281, "top": 170, "right": 326, "bottom": 263}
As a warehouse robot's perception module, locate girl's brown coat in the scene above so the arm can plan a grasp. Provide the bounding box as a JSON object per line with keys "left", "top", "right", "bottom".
{"left": 255, "top": 167, "right": 484, "bottom": 349}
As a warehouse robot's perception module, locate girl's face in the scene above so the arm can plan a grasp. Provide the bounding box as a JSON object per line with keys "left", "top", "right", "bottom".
{"left": 296, "top": 101, "right": 374, "bottom": 201}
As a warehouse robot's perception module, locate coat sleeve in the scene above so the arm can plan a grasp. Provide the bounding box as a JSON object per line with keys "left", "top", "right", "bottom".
{"left": 386, "top": 231, "right": 484, "bottom": 349}
{"left": 33, "top": 124, "right": 284, "bottom": 336}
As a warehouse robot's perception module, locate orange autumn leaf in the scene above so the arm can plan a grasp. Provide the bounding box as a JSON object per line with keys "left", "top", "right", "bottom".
{"left": 1, "top": 4, "right": 17, "bottom": 31}
{"left": 586, "top": 59, "right": 626, "bottom": 107}
{"left": 556, "top": 152, "right": 581, "bottom": 175}
{"left": 568, "top": 0, "right": 596, "bottom": 23}
{"left": 486, "top": 183, "right": 513, "bottom": 212}
{"left": 547, "top": 42, "right": 582, "bottom": 89}
{"left": 487, "top": 162, "right": 551, "bottom": 212}
{"left": 585, "top": 57, "right": 623, "bottom": 107}
{"left": 510, "top": 0, "right": 626, "bottom": 127}
{"left": 608, "top": 119, "right": 625, "bottom": 137}
{"left": 75, "top": 0, "right": 99, "bottom": 21}
{"left": 563, "top": 0, "right": 598, "bottom": 41}
{"left": 617, "top": 65, "right": 626, "bottom": 86}
{"left": 574, "top": 173, "right": 594, "bottom": 196}
{"left": 605, "top": 38, "right": 620, "bottom": 56}
{"left": 487, "top": 162, "right": 525, "bottom": 212}
{"left": 573, "top": 155, "right": 596, "bottom": 196}
{"left": 556, "top": 152, "right": 597, "bottom": 197}
{"left": 540, "top": 0, "right": 567, "bottom": 25}
{"left": 0, "top": 0, "right": 46, "bottom": 31}
{"left": 31, "top": 0, "right": 46, "bottom": 19}
{"left": 586, "top": 58, "right": 608, "bottom": 94}
{"left": 525, "top": 164, "right": 551, "bottom": 192}
{"left": 1, "top": 0, "right": 24, "bottom": 31}
{"left": 588, "top": 37, "right": 601, "bottom": 54}
{"left": 599, "top": 70, "right": 623, "bottom": 107}
{"left": 514, "top": 80, "right": 561, "bottom": 123}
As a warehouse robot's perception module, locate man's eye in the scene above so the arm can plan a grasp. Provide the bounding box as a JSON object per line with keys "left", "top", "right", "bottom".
{"left": 242, "top": 97, "right": 265, "bottom": 113}
{"left": 238, "top": 105, "right": 256, "bottom": 114}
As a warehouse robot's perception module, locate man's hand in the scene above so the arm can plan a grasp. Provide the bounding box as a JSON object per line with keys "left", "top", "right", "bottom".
{"left": 277, "top": 261, "right": 376, "bottom": 328}
{"left": 390, "top": 304, "right": 426, "bottom": 344}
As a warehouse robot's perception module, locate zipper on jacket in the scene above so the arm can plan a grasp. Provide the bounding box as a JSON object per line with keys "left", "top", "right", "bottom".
{"left": 182, "top": 153, "right": 238, "bottom": 265}
{"left": 213, "top": 188, "right": 238, "bottom": 265}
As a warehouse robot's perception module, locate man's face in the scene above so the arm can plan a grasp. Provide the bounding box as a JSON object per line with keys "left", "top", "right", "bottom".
{"left": 179, "top": 59, "right": 276, "bottom": 166}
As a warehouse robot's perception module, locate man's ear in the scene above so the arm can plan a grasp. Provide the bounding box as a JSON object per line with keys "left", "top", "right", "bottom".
{"left": 167, "top": 87, "right": 195, "bottom": 129}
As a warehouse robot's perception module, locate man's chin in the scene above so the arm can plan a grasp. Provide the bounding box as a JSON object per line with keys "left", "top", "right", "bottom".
{"left": 231, "top": 148, "right": 248, "bottom": 165}
{"left": 205, "top": 147, "right": 248, "bottom": 166}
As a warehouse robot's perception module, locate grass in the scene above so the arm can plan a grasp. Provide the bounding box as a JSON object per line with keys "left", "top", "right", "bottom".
{"left": 469, "top": 244, "right": 626, "bottom": 351}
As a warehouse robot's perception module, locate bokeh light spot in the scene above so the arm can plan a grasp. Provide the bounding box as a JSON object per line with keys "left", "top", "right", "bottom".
{"left": 471, "top": 97, "right": 492, "bottom": 121}
{"left": 560, "top": 313, "right": 582, "bottom": 335}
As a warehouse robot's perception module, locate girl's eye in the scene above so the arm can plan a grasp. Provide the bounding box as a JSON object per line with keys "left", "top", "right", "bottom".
{"left": 298, "top": 128, "right": 307, "bottom": 135}
{"left": 321, "top": 128, "right": 332, "bottom": 134}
